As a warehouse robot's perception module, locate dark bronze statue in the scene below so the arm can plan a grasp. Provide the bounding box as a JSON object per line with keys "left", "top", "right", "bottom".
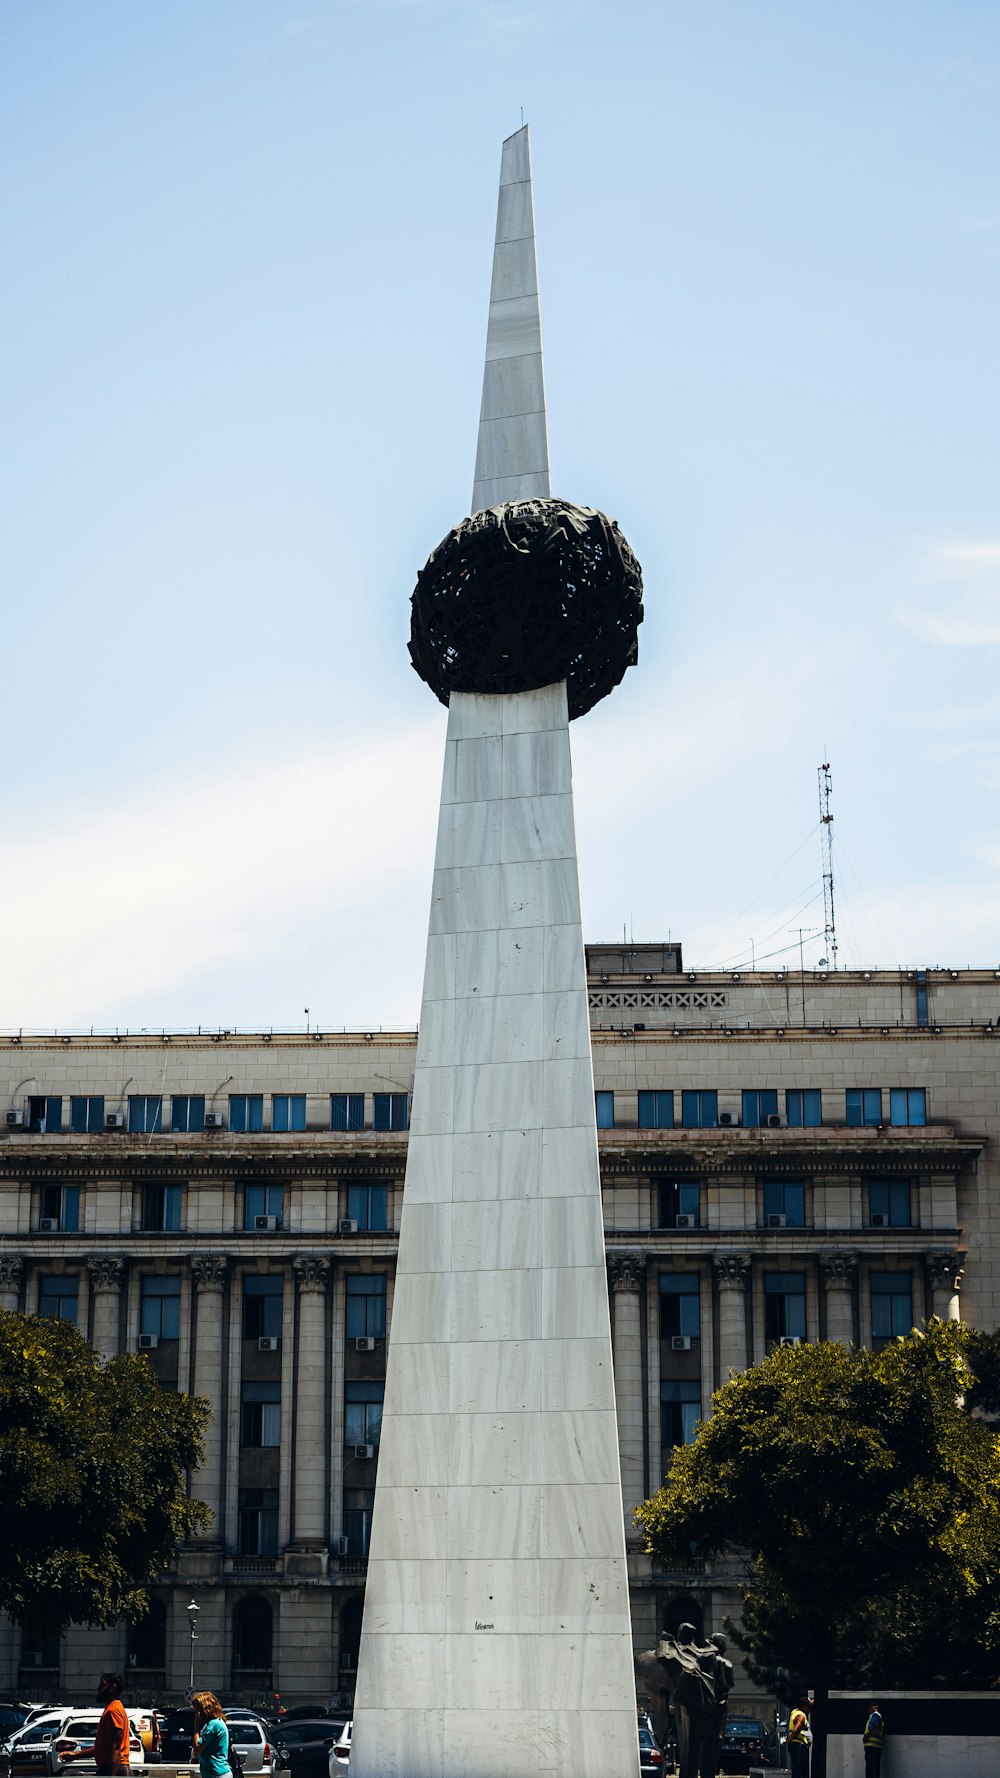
{"left": 636, "top": 1623, "right": 735, "bottom": 1778}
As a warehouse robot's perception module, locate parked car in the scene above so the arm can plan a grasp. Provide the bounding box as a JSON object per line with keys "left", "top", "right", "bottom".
{"left": 47, "top": 1712, "right": 144, "bottom": 1776}
{"left": 271, "top": 1720, "right": 345, "bottom": 1778}
{"left": 0, "top": 1715, "right": 28, "bottom": 1745}
{"left": 158, "top": 1710, "right": 196, "bottom": 1764}
{"left": 328, "top": 1724, "right": 351, "bottom": 1775}
{"left": 638, "top": 1726, "right": 666, "bottom": 1776}
{"left": 127, "top": 1713, "right": 160, "bottom": 1759}
{"left": 6, "top": 1712, "right": 76, "bottom": 1775}
{"left": 224, "top": 1716, "right": 273, "bottom": 1777}
{"left": 719, "top": 1716, "right": 767, "bottom": 1774}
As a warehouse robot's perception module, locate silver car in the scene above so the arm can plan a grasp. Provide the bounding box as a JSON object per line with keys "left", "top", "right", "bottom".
{"left": 226, "top": 1716, "right": 273, "bottom": 1777}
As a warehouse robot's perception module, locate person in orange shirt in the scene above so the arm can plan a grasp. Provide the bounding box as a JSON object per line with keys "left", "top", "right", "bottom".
{"left": 92, "top": 1672, "right": 131, "bottom": 1777}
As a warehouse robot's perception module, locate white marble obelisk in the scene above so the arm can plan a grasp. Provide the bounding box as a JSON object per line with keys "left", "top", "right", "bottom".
{"left": 350, "top": 128, "right": 638, "bottom": 1778}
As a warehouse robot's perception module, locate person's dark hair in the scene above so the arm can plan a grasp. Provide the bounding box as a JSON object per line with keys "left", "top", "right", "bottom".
{"left": 100, "top": 1674, "right": 125, "bottom": 1698}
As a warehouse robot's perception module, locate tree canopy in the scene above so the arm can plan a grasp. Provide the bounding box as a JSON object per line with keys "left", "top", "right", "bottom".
{"left": 635, "top": 1320, "right": 1000, "bottom": 1769}
{"left": 0, "top": 1308, "right": 211, "bottom": 1633}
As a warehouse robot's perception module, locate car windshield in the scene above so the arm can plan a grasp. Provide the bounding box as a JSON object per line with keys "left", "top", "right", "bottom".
{"left": 728, "top": 1720, "right": 765, "bottom": 1736}
{"left": 229, "top": 1727, "right": 263, "bottom": 1744}
{"left": 24, "top": 1718, "right": 64, "bottom": 1741}
{"left": 62, "top": 1723, "right": 98, "bottom": 1741}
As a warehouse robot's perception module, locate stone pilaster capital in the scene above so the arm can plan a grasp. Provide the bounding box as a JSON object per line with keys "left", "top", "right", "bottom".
{"left": 87, "top": 1254, "right": 125, "bottom": 1292}
{"left": 712, "top": 1252, "right": 751, "bottom": 1292}
{"left": 927, "top": 1250, "right": 966, "bottom": 1294}
{"left": 819, "top": 1250, "right": 858, "bottom": 1290}
{"left": 608, "top": 1251, "right": 646, "bottom": 1293}
{"left": 191, "top": 1254, "right": 229, "bottom": 1292}
{"left": 0, "top": 1254, "right": 25, "bottom": 1290}
{"left": 293, "top": 1253, "right": 332, "bottom": 1295}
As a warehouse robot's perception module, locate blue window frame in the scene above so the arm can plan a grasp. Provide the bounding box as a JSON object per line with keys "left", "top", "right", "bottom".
{"left": 763, "top": 1181, "right": 805, "bottom": 1227}
{"left": 661, "top": 1382, "right": 701, "bottom": 1450}
{"left": 764, "top": 1272, "right": 806, "bottom": 1341}
{"left": 658, "top": 1179, "right": 700, "bottom": 1229}
{"left": 70, "top": 1095, "right": 105, "bottom": 1133}
{"left": 331, "top": 1094, "right": 365, "bottom": 1132}
{"left": 171, "top": 1095, "right": 205, "bottom": 1133}
{"left": 244, "top": 1184, "right": 285, "bottom": 1229}
{"left": 868, "top": 1178, "right": 912, "bottom": 1228}
{"left": 889, "top": 1088, "right": 926, "bottom": 1128}
{"left": 141, "top": 1183, "right": 182, "bottom": 1231}
{"left": 39, "top": 1184, "right": 79, "bottom": 1232}
{"left": 241, "top": 1382, "right": 281, "bottom": 1448}
{"left": 373, "top": 1093, "right": 409, "bottom": 1132}
{"left": 128, "top": 1095, "right": 162, "bottom": 1134}
{"left": 238, "top": 1488, "right": 278, "bottom": 1555}
{"left": 343, "top": 1488, "right": 374, "bottom": 1559}
{"left": 37, "top": 1275, "right": 78, "bottom": 1323}
{"left": 870, "top": 1273, "right": 913, "bottom": 1349}
{"left": 681, "top": 1090, "right": 718, "bottom": 1129}
{"left": 28, "top": 1096, "right": 63, "bottom": 1134}
{"left": 345, "top": 1382, "right": 384, "bottom": 1448}
{"left": 243, "top": 1276, "right": 283, "bottom": 1339}
{"left": 230, "top": 1094, "right": 264, "bottom": 1133}
{"left": 659, "top": 1273, "right": 701, "bottom": 1340}
{"left": 742, "top": 1090, "right": 778, "bottom": 1128}
{"left": 595, "top": 1091, "right": 615, "bottom": 1129}
{"left": 346, "top": 1275, "right": 387, "bottom": 1339}
{"left": 785, "top": 1089, "right": 822, "bottom": 1128}
{"left": 846, "top": 1088, "right": 882, "bottom": 1127}
{"left": 639, "top": 1091, "right": 674, "bottom": 1129}
{"left": 140, "top": 1275, "right": 181, "bottom": 1340}
{"left": 347, "top": 1184, "right": 389, "bottom": 1232}
{"left": 272, "top": 1094, "right": 306, "bottom": 1133}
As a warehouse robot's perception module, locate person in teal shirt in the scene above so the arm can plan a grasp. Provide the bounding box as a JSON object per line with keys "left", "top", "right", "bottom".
{"left": 192, "top": 1693, "right": 230, "bottom": 1778}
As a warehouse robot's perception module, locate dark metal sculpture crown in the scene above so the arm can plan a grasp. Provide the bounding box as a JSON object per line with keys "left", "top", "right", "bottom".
{"left": 408, "top": 498, "right": 643, "bottom": 720}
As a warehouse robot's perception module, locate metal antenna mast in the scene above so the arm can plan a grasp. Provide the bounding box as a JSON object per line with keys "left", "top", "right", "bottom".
{"left": 818, "top": 760, "right": 838, "bottom": 969}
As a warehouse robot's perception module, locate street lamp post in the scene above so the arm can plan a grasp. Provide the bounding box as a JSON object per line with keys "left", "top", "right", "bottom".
{"left": 186, "top": 1599, "right": 199, "bottom": 1694}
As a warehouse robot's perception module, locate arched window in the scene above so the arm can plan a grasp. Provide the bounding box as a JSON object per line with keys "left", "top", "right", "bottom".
{"left": 339, "top": 1596, "right": 364, "bottom": 1674}
{"left": 662, "top": 1594, "right": 704, "bottom": 1641}
{"left": 233, "top": 1596, "right": 273, "bottom": 1671}
{"left": 128, "top": 1598, "right": 166, "bottom": 1670}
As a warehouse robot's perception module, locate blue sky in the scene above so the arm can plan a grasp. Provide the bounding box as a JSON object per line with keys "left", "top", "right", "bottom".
{"left": 2, "top": 0, "right": 999, "bottom": 1030}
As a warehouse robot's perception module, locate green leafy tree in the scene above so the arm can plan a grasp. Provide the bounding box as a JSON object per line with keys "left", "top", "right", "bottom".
{"left": 0, "top": 1308, "right": 211, "bottom": 1633}
{"left": 635, "top": 1321, "right": 1000, "bottom": 1778}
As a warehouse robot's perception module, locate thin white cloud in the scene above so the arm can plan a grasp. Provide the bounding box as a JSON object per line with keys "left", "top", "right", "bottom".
{"left": 931, "top": 541, "right": 1000, "bottom": 577}
{"left": 896, "top": 608, "right": 1000, "bottom": 646}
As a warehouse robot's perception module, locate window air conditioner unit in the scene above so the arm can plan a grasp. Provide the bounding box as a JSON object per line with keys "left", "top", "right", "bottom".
{"left": 674, "top": 1213, "right": 696, "bottom": 1230}
{"left": 767, "top": 1213, "right": 787, "bottom": 1228}
{"left": 339, "top": 1218, "right": 359, "bottom": 1235}
{"left": 780, "top": 1336, "right": 802, "bottom": 1348}
{"left": 204, "top": 1111, "right": 225, "bottom": 1129}
{"left": 106, "top": 1112, "right": 125, "bottom": 1129}
{"left": 139, "top": 1333, "right": 160, "bottom": 1350}
{"left": 5, "top": 1109, "right": 23, "bottom": 1126}
{"left": 254, "top": 1214, "right": 278, "bottom": 1232}
{"left": 333, "top": 1536, "right": 349, "bottom": 1557}
{"left": 258, "top": 1336, "right": 280, "bottom": 1352}
{"left": 355, "top": 1336, "right": 376, "bottom": 1353}
{"left": 765, "top": 1114, "right": 783, "bottom": 1128}
{"left": 671, "top": 1335, "right": 693, "bottom": 1352}
{"left": 870, "top": 1213, "right": 887, "bottom": 1227}
{"left": 354, "top": 1444, "right": 375, "bottom": 1460}
{"left": 718, "top": 1111, "right": 740, "bottom": 1127}
{"left": 38, "top": 1217, "right": 59, "bottom": 1233}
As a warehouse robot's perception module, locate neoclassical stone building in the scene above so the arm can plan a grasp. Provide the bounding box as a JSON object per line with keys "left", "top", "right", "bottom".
{"left": 0, "top": 944, "right": 989, "bottom": 1709}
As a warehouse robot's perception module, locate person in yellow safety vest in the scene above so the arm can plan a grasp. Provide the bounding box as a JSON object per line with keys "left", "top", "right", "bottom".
{"left": 786, "top": 1703, "right": 811, "bottom": 1778}
{"left": 863, "top": 1704, "right": 885, "bottom": 1777}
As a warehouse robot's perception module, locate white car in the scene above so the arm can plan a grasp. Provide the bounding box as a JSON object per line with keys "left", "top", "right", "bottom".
{"left": 46, "top": 1711, "right": 145, "bottom": 1775}
{"left": 328, "top": 1724, "right": 351, "bottom": 1774}
{"left": 6, "top": 1712, "right": 76, "bottom": 1775}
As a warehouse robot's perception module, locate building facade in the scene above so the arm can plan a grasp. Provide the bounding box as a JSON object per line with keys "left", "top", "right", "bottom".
{"left": 0, "top": 944, "right": 993, "bottom": 1708}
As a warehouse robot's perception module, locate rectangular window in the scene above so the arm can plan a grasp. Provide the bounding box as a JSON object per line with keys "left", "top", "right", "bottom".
{"left": 346, "top": 1274, "right": 387, "bottom": 1340}
{"left": 128, "top": 1095, "right": 162, "bottom": 1135}
{"left": 763, "top": 1180, "right": 805, "bottom": 1227}
{"left": 868, "top": 1178, "right": 912, "bottom": 1228}
{"left": 846, "top": 1088, "right": 882, "bottom": 1127}
{"left": 244, "top": 1184, "right": 285, "bottom": 1230}
{"left": 170, "top": 1095, "right": 205, "bottom": 1133}
{"left": 331, "top": 1093, "right": 365, "bottom": 1132}
{"left": 238, "top": 1488, "right": 278, "bottom": 1556}
{"left": 140, "top": 1183, "right": 183, "bottom": 1232}
{"left": 347, "top": 1185, "right": 389, "bottom": 1233}
{"left": 345, "top": 1382, "right": 385, "bottom": 1449}
{"left": 742, "top": 1089, "right": 779, "bottom": 1129}
{"left": 785, "top": 1089, "right": 822, "bottom": 1128}
{"left": 373, "top": 1093, "right": 409, "bottom": 1132}
{"left": 229, "top": 1094, "right": 264, "bottom": 1134}
{"left": 343, "top": 1488, "right": 374, "bottom": 1559}
{"left": 638, "top": 1091, "right": 674, "bottom": 1130}
{"left": 243, "top": 1275, "right": 284, "bottom": 1340}
{"left": 39, "top": 1184, "right": 79, "bottom": 1233}
{"left": 764, "top": 1272, "right": 807, "bottom": 1342}
{"left": 870, "top": 1273, "right": 913, "bottom": 1349}
{"left": 27, "top": 1096, "right": 63, "bottom": 1134}
{"left": 889, "top": 1088, "right": 926, "bottom": 1128}
{"left": 661, "top": 1382, "right": 701, "bottom": 1451}
{"left": 659, "top": 1273, "right": 701, "bottom": 1340}
{"left": 657, "top": 1180, "right": 701, "bottom": 1230}
{"left": 241, "top": 1382, "right": 281, "bottom": 1448}
{"left": 595, "top": 1091, "right": 615, "bottom": 1130}
{"left": 37, "top": 1275, "right": 78, "bottom": 1323}
{"left": 681, "top": 1090, "right": 718, "bottom": 1129}
{"left": 140, "top": 1275, "right": 181, "bottom": 1340}
{"left": 272, "top": 1094, "right": 306, "bottom": 1133}
{"left": 70, "top": 1096, "right": 105, "bottom": 1133}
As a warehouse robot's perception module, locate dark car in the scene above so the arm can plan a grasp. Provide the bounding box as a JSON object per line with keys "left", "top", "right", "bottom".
{"left": 271, "top": 1721, "right": 346, "bottom": 1778}
{"left": 0, "top": 1714, "right": 29, "bottom": 1744}
{"left": 158, "top": 1711, "right": 196, "bottom": 1764}
{"left": 719, "top": 1717, "right": 767, "bottom": 1774}
{"left": 638, "top": 1727, "right": 665, "bottom": 1777}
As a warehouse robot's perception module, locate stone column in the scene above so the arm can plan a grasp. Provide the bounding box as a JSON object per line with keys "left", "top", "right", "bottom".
{"left": 290, "top": 1254, "right": 331, "bottom": 1560}
{"left": 608, "top": 1251, "right": 646, "bottom": 1542}
{"left": 190, "top": 1255, "right": 229, "bottom": 1542}
{"left": 0, "top": 1256, "right": 24, "bottom": 1312}
{"left": 87, "top": 1255, "right": 124, "bottom": 1359}
{"left": 820, "top": 1250, "right": 857, "bottom": 1345}
{"left": 713, "top": 1254, "right": 750, "bottom": 1377}
{"left": 928, "top": 1250, "right": 966, "bottom": 1322}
